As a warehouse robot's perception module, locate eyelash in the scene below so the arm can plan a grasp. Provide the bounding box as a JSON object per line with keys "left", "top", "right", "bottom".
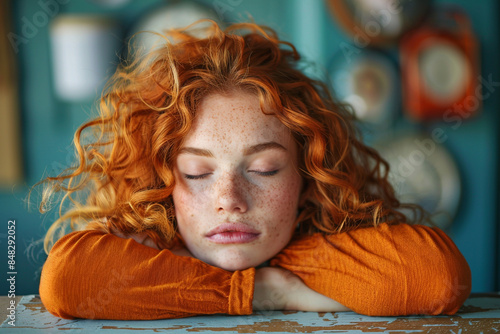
{"left": 184, "top": 173, "right": 210, "bottom": 180}
{"left": 184, "top": 170, "right": 279, "bottom": 180}
{"left": 255, "top": 170, "right": 279, "bottom": 177}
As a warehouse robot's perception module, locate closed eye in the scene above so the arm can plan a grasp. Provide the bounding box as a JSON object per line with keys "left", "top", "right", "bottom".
{"left": 184, "top": 170, "right": 279, "bottom": 180}
{"left": 184, "top": 173, "right": 211, "bottom": 180}
{"left": 250, "top": 170, "right": 279, "bottom": 177}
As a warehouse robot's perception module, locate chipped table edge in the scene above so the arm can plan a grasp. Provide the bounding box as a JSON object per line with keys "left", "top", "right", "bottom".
{"left": 0, "top": 293, "right": 499, "bottom": 332}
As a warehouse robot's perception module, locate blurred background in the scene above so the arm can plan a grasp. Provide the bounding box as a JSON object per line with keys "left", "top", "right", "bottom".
{"left": 0, "top": 0, "right": 498, "bottom": 295}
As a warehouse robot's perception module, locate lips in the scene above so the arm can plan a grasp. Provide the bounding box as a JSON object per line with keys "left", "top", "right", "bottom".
{"left": 205, "top": 222, "right": 260, "bottom": 244}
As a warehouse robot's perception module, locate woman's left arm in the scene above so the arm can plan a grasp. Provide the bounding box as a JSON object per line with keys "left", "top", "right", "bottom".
{"left": 270, "top": 223, "right": 471, "bottom": 316}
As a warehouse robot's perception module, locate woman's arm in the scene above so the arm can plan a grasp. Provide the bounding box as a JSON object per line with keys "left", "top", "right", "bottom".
{"left": 117, "top": 229, "right": 350, "bottom": 313}
{"left": 109, "top": 228, "right": 194, "bottom": 257}
{"left": 39, "top": 230, "right": 254, "bottom": 320}
{"left": 270, "top": 223, "right": 471, "bottom": 316}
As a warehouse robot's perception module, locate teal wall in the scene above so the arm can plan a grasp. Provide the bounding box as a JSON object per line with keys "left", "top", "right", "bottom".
{"left": 1, "top": 0, "right": 498, "bottom": 295}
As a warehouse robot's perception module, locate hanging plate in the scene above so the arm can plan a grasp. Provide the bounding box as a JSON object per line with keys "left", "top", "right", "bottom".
{"left": 373, "top": 132, "right": 461, "bottom": 230}
{"left": 326, "top": 0, "right": 431, "bottom": 46}
{"left": 329, "top": 48, "right": 399, "bottom": 128}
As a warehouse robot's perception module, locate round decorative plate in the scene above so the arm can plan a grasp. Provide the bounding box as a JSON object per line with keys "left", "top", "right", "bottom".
{"left": 329, "top": 48, "right": 399, "bottom": 127}
{"left": 327, "top": 0, "right": 431, "bottom": 46}
{"left": 373, "top": 132, "right": 461, "bottom": 230}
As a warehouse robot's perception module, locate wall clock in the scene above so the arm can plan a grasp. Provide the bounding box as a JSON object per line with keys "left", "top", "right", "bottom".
{"left": 399, "top": 8, "right": 480, "bottom": 121}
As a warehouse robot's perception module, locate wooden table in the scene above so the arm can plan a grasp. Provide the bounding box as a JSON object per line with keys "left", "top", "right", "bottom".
{"left": 1, "top": 293, "right": 499, "bottom": 333}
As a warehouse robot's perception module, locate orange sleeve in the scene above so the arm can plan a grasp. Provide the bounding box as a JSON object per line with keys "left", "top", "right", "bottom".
{"left": 270, "top": 223, "right": 471, "bottom": 316}
{"left": 39, "top": 230, "right": 255, "bottom": 320}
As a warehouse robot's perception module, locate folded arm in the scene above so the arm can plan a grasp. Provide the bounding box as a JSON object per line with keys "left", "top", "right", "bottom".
{"left": 39, "top": 230, "right": 254, "bottom": 320}
{"left": 270, "top": 223, "right": 472, "bottom": 316}
{"left": 112, "top": 228, "right": 350, "bottom": 313}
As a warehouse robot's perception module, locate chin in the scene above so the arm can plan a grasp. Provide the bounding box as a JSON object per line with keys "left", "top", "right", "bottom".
{"left": 210, "top": 257, "right": 264, "bottom": 272}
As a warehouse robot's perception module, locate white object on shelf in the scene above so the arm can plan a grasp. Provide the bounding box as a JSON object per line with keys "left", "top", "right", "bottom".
{"left": 50, "top": 15, "right": 120, "bottom": 101}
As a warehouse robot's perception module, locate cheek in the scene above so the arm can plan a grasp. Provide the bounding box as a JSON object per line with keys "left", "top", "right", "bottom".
{"left": 257, "top": 175, "right": 302, "bottom": 229}
{"left": 172, "top": 183, "right": 201, "bottom": 225}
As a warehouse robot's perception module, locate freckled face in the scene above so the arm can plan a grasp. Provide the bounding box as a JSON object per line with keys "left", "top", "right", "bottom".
{"left": 172, "top": 91, "right": 303, "bottom": 271}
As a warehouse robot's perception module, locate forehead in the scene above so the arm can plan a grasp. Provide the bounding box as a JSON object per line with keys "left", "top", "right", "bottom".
{"left": 184, "top": 91, "right": 291, "bottom": 146}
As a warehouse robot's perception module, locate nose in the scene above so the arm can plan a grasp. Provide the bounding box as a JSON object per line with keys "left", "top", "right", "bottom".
{"left": 214, "top": 173, "right": 249, "bottom": 214}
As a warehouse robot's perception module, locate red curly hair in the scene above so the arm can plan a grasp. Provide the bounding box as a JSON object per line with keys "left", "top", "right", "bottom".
{"left": 37, "top": 20, "right": 423, "bottom": 253}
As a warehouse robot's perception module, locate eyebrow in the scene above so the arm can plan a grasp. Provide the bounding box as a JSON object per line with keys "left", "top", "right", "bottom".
{"left": 178, "top": 141, "right": 287, "bottom": 157}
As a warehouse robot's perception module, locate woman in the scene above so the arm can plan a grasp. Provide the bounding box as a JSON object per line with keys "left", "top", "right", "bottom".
{"left": 37, "top": 21, "right": 471, "bottom": 320}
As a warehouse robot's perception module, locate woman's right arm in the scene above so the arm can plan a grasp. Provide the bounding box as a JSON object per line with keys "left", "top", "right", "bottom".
{"left": 39, "top": 230, "right": 255, "bottom": 320}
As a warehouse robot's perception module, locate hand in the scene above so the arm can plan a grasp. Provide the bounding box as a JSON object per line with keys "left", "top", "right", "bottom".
{"left": 253, "top": 266, "right": 350, "bottom": 312}
{"left": 253, "top": 267, "right": 289, "bottom": 311}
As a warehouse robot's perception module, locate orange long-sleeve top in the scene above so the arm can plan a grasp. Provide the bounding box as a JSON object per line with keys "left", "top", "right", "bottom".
{"left": 39, "top": 222, "right": 471, "bottom": 320}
